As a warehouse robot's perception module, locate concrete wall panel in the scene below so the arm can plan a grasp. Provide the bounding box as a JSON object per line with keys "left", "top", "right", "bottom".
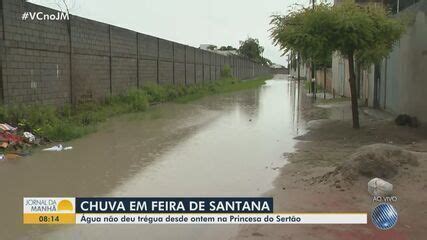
{"left": 186, "top": 63, "right": 195, "bottom": 85}
{"left": 112, "top": 57, "right": 137, "bottom": 95}
{"left": 139, "top": 59, "right": 157, "bottom": 86}
{"left": 158, "top": 61, "right": 173, "bottom": 85}
{"left": 174, "top": 62, "right": 185, "bottom": 85}
{"left": 111, "top": 26, "right": 137, "bottom": 58}
{"left": 0, "top": 0, "right": 269, "bottom": 105}
{"left": 139, "top": 34, "right": 158, "bottom": 59}
{"left": 71, "top": 54, "right": 110, "bottom": 103}
{"left": 158, "top": 39, "right": 173, "bottom": 60}
{"left": 3, "top": 48, "right": 70, "bottom": 105}
{"left": 195, "top": 64, "right": 203, "bottom": 83}
{"left": 71, "top": 16, "right": 110, "bottom": 56}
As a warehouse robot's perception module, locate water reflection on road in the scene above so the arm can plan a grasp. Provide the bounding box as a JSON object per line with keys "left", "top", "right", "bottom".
{"left": 0, "top": 75, "right": 305, "bottom": 240}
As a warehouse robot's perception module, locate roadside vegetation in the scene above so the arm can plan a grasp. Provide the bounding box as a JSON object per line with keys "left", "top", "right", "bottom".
{"left": 238, "top": 37, "right": 272, "bottom": 66}
{"left": 270, "top": 0, "right": 404, "bottom": 129}
{"left": 0, "top": 67, "right": 271, "bottom": 142}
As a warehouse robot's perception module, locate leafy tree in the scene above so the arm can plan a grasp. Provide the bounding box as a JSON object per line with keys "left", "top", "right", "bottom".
{"left": 333, "top": 1, "right": 404, "bottom": 128}
{"left": 262, "top": 57, "right": 273, "bottom": 66}
{"left": 271, "top": 3, "right": 335, "bottom": 68}
{"left": 219, "top": 46, "right": 237, "bottom": 51}
{"left": 271, "top": 3, "right": 334, "bottom": 98}
{"left": 270, "top": 1, "right": 404, "bottom": 129}
{"left": 238, "top": 37, "right": 271, "bottom": 66}
{"left": 206, "top": 45, "right": 217, "bottom": 51}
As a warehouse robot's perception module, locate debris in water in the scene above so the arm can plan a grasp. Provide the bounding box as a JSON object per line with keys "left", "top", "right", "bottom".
{"left": 43, "top": 144, "right": 73, "bottom": 152}
{"left": 43, "top": 144, "right": 63, "bottom": 152}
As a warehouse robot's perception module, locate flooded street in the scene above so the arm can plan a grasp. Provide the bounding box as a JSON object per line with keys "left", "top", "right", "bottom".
{"left": 0, "top": 75, "right": 305, "bottom": 240}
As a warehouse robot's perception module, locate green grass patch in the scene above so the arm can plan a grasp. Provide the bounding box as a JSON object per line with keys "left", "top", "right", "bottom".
{"left": 174, "top": 76, "right": 270, "bottom": 103}
{"left": 0, "top": 75, "right": 271, "bottom": 142}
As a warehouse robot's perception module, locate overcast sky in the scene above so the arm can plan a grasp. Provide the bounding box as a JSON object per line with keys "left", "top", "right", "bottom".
{"left": 29, "top": 0, "right": 311, "bottom": 65}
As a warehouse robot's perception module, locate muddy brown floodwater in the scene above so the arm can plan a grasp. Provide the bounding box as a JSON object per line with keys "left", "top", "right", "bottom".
{"left": 0, "top": 75, "right": 305, "bottom": 240}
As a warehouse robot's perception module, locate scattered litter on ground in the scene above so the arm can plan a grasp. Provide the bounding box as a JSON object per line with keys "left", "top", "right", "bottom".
{"left": 368, "top": 178, "right": 393, "bottom": 197}
{"left": 0, "top": 123, "right": 17, "bottom": 131}
{"left": 23, "top": 132, "right": 36, "bottom": 143}
{"left": 0, "top": 131, "right": 23, "bottom": 145}
{"left": 0, "top": 123, "right": 45, "bottom": 160}
{"left": 4, "top": 153, "right": 21, "bottom": 160}
{"left": 0, "top": 142, "right": 8, "bottom": 148}
{"left": 43, "top": 144, "right": 73, "bottom": 152}
{"left": 0, "top": 122, "right": 72, "bottom": 160}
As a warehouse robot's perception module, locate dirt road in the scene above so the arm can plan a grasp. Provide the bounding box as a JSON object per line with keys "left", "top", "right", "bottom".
{"left": 236, "top": 92, "right": 427, "bottom": 240}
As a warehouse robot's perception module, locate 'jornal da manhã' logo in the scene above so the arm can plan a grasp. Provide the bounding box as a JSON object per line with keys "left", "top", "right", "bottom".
{"left": 25, "top": 198, "right": 74, "bottom": 212}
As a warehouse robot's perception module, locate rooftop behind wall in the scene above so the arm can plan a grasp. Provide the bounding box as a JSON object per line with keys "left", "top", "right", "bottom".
{"left": 0, "top": 0, "right": 270, "bottom": 106}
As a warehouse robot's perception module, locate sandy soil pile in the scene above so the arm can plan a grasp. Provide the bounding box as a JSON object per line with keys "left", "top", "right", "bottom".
{"left": 236, "top": 94, "right": 427, "bottom": 240}
{"left": 323, "top": 144, "right": 419, "bottom": 182}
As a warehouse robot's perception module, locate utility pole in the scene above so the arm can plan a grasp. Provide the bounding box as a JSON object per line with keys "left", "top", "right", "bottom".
{"left": 397, "top": 0, "right": 400, "bottom": 13}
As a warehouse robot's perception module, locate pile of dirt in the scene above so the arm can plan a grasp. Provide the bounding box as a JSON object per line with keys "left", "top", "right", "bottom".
{"left": 320, "top": 144, "right": 419, "bottom": 183}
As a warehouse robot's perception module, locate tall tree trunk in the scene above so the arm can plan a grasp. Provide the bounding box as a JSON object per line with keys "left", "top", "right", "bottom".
{"left": 297, "top": 52, "right": 301, "bottom": 84}
{"left": 323, "top": 67, "right": 326, "bottom": 99}
{"left": 312, "top": 61, "right": 316, "bottom": 98}
{"left": 348, "top": 53, "right": 360, "bottom": 129}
